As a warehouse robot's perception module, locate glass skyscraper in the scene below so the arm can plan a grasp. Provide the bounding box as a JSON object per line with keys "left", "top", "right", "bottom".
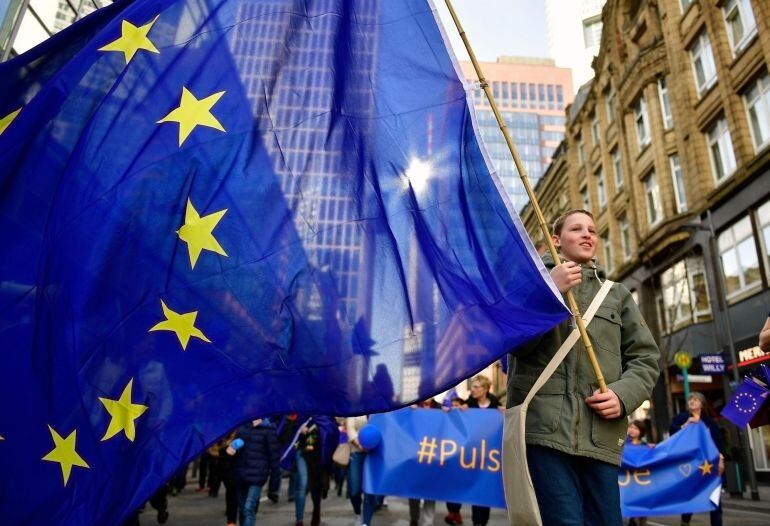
{"left": 462, "top": 56, "right": 572, "bottom": 213}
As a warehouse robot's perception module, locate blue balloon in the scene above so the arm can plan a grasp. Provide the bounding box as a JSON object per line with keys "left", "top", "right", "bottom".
{"left": 231, "top": 438, "right": 245, "bottom": 450}
{"left": 358, "top": 424, "right": 381, "bottom": 450}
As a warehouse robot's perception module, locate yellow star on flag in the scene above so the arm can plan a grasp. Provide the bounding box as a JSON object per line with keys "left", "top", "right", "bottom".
{"left": 0, "top": 108, "right": 21, "bottom": 135}
{"left": 149, "top": 300, "right": 211, "bottom": 350}
{"left": 98, "top": 16, "right": 160, "bottom": 64}
{"left": 42, "top": 426, "right": 89, "bottom": 486}
{"left": 98, "top": 378, "right": 148, "bottom": 442}
{"left": 177, "top": 199, "right": 228, "bottom": 269}
{"left": 157, "top": 87, "right": 226, "bottom": 146}
{"left": 698, "top": 459, "right": 714, "bottom": 476}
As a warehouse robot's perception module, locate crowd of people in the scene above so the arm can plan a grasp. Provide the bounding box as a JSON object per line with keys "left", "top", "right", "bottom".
{"left": 123, "top": 372, "right": 503, "bottom": 526}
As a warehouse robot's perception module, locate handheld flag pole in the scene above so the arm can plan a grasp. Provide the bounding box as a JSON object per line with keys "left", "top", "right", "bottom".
{"left": 442, "top": 0, "right": 607, "bottom": 392}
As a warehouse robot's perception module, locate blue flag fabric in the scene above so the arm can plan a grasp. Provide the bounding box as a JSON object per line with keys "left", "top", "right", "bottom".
{"left": 721, "top": 375, "right": 769, "bottom": 428}
{"left": 620, "top": 423, "right": 721, "bottom": 517}
{"left": 363, "top": 408, "right": 505, "bottom": 508}
{"left": 0, "top": 0, "right": 568, "bottom": 523}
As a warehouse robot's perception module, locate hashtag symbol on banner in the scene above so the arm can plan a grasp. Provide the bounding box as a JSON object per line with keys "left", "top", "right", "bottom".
{"left": 416, "top": 435, "right": 438, "bottom": 464}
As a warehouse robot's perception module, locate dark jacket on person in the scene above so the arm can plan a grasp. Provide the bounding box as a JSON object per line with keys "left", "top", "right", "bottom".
{"left": 467, "top": 393, "right": 500, "bottom": 409}
{"left": 670, "top": 411, "right": 725, "bottom": 454}
{"left": 506, "top": 255, "right": 660, "bottom": 466}
{"left": 233, "top": 420, "right": 280, "bottom": 486}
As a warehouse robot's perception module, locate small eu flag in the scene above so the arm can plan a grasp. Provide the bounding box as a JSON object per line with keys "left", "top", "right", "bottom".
{"left": 0, "top": 0, "right": 568, "bottom": 523}
{"left": 721, "top": 375, "right": 769, "bottom": 428}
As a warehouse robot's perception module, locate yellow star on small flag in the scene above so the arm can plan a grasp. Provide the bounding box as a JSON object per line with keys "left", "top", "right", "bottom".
{"left": 0, "top": 108, "right": 21, "bottom": 135}
{"left": 42, "top": 426, "right": 89, "bottom": 486}
{"left": 157, "top": 87, "right": 226, "bottom": 146}
{"left": 98, "top": 16, "right": 160, "bottom": 64}
{"left": 149, "top": 299, "right": 211, "bottom": 350}
{"left": 99, "top": 378, "right": 148, "bottom": 442}
{"left": 698, "top": 459, "right": 714, "bottom": 476}
{"left": 178, "top": 199, "right": 228, "bottom": 269}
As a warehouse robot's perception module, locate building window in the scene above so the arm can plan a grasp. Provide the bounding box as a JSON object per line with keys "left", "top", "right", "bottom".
{"left": 580, "top": 186, "right": 590, "bottom": 211}
{"left": 501, "top": 82, "right": 509, "bottom": 106}
{"left": 657, "top": 77, "right": 673, "bottom": 130}
{"left": 690, "top": 31, "right": 717, "bottom": 97}
{"left": 596, "top": 168, "right": 606, "bottom": 209}
{"left": 591, "top": 114, "right": 600, "bottom": 145}
{"left": 601, "top": 231, "right": 612, "bottom": 273}
{"left": 619, "top": 214, "right": 631, "bottom": 261}
{"left": 583, "top": 15, "right": 602, "bottom": 48}
{"left": 577, "top": 135, "right": 585, "bottom": 165}
{"left": 758, "top": 199, "right": 770, "bottom": 282}
{"left": 538, "top": 84, "right": 546, "bottom": 110}
{"left": 660, "top": 257, "right": 712, "bottom": 332}
{"left": 547, "top": 84, "right": 555, "bottom": 110}
{"left": 680, "top": 0, "right": 693, "bottom": 13}
{"left": 718, "top": 216, "right": 761, "bottom": 300}
{"left": 634, "top": 96, "right": 651, "bottom": 150}
{"left": 669, "top": 154, "right": 687, "bottom": 213}
{"left": 605, "top": 85, "right": 616, "bottom": 125}
{"left": 707, "top": 118, "right": 737, "bottom": 184}
{"left": 612, "top": 147, "right": 623, "bottom": 191}
{"left": 744, "top": 73, "right": 770, "bottom": 152}
{"left": 556, "top": 85, "right": 564, "bottom": 110}
{"left": 643, "top": 171, "right": 662, "bottom": 227}
{"left": 529, "top": 83, "right": 536, "bottom": 109}
{"left": 723, "top": 0, "right": 757, "bottom": 54}
{"left": 511, "top": 82, "right": 518, "bottom": 107}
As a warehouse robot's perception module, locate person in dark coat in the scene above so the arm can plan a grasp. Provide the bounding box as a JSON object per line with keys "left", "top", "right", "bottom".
{"left": 228, "top": 419, "right": 280, "bottom": 526}
{"left": 465, "top": 375, "right": 501, "bottom": 526}
{"left": 670, "top": 392, "right": 725, "bottom": 526}
{"left": 217, "top": 431, "right": 238, "bottom": 526}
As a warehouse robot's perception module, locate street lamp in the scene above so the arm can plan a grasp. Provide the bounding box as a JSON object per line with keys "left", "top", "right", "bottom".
{"left": 685, "top": 210, "right": 760, "bottom": 501}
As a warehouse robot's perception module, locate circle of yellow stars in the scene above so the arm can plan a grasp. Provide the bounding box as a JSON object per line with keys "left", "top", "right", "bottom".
{"left": 31, "top": 11, "right": 232, "bottom": 487}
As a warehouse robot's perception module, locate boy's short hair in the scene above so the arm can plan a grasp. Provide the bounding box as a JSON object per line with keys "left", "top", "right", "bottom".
{"left": 552, "top": 209, "right": 595, "bottom": 236}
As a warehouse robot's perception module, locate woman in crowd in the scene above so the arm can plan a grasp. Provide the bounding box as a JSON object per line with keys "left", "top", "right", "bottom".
{"left": 670, "top": 392, "right": 725, "bottom": 526}
{"left": 625, "top": 420, "right": 649, "bottom": 526}
{"left": 218, "top": 430, "right": 238, "bottom": 526}
{"left": 465, "top": 375, "right": 500, "bottom": 526}
{"left": 444, "top": 397, "right": 467, "bottom": 526}
{"left": 293, "top": 416, "right": 339, "bottom": 526}
{"left": 346, "top": 415, "right": 377, "bottom": 526}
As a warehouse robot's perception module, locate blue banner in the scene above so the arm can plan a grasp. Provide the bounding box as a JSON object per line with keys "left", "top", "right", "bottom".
{"left": 363, "top": 408, "right": 505, "bottom": 508}
{"left": 620, "top": 423, "right": 721, "bottom": 517}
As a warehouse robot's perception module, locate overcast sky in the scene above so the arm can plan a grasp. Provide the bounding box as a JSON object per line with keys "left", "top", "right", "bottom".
{"left": 434, "top": 0, "right": 550, "bottom": 62}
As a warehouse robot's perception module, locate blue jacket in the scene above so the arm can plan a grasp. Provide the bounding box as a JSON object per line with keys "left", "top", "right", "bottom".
{"left": 234, "top": 420, "right": 280, "bottom": 486}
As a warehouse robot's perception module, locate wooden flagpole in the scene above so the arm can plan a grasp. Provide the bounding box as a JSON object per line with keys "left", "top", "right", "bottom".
{"left": 442, "top": 0, "right": 607, "bottom": 392}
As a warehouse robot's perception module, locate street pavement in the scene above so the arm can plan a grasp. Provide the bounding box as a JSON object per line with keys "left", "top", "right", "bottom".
{"left": 137, "top": 479, "right": 770, "bottom": 526}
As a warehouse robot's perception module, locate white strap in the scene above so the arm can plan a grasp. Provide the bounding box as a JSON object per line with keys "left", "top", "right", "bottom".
{"left": 522, "top": 279, "right": 614, "bottom": 408}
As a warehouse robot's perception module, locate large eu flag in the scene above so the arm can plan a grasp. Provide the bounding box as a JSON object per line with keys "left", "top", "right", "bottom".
{"left": 0, "top": 0, "right": 568, "bottom": 522}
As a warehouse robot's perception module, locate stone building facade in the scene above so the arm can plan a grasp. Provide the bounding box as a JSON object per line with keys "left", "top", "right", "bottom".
{"left": 521, "top": 0, "right": 770, "bottom": 473}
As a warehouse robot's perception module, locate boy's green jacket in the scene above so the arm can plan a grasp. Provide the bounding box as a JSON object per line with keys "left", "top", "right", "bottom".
{"left": 506, "top": 255, "right": 660, "bottom": 465}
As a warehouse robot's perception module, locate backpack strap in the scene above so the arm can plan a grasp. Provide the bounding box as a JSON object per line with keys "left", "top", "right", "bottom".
{"left": 523, "top": 279, "right": 614, "bottom": 408}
